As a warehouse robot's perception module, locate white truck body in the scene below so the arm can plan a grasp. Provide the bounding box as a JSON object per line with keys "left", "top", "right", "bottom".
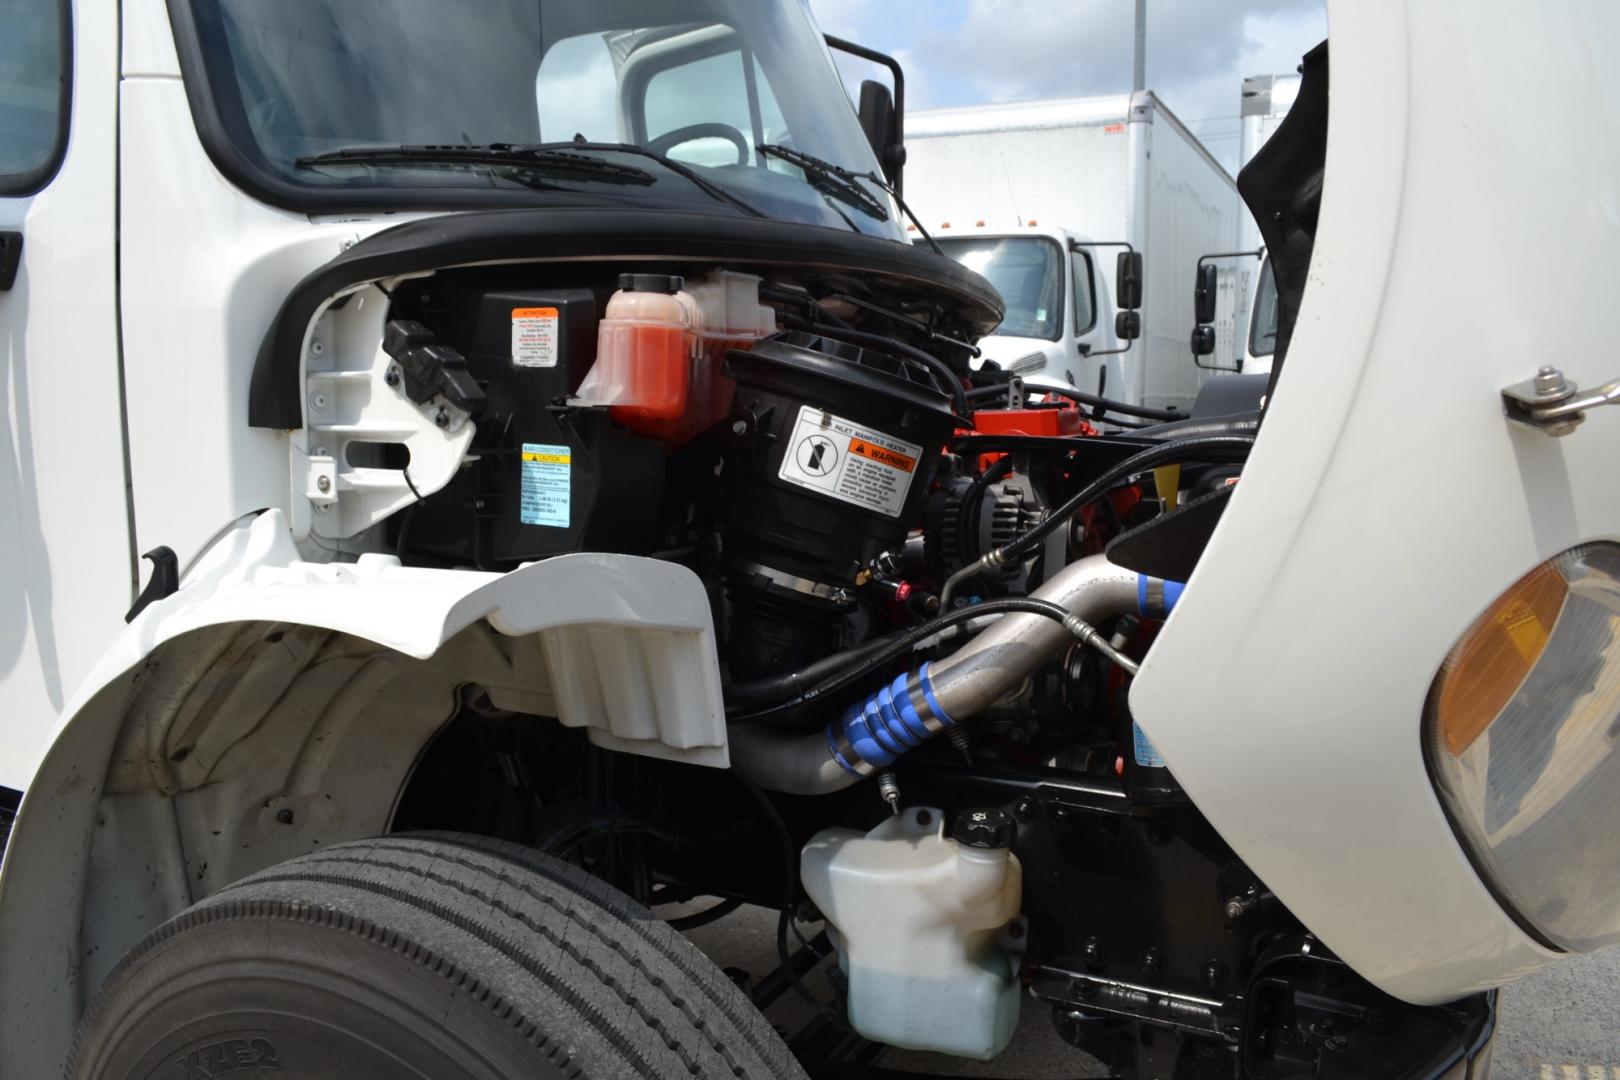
{"left": 905, "top": 92, "right": 1253, "bottom": 411}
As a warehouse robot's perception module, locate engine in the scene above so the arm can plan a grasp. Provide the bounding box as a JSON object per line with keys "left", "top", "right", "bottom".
{"left": 378, "top": 258, "right": 1265, "bottom": 1067}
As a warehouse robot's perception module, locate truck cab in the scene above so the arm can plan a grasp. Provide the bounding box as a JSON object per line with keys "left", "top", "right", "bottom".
{"left": 930, "top": 223, "right": 1125, "bottom": 392}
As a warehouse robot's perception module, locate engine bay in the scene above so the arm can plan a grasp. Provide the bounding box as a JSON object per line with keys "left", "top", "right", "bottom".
{"left": 262, "top": 219, "right": 1479, "bottom": 1075}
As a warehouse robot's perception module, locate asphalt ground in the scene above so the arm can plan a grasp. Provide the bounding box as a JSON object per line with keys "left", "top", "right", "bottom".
{"left": 679, "top": 903, "right": 1620, "bottom": 1079}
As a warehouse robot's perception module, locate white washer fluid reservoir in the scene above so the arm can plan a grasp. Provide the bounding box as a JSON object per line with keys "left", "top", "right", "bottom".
{"left": 799, "top": 805, "right": 1023, "bottom": 1060}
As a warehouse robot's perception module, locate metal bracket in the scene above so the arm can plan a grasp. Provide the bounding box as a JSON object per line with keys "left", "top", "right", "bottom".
{"left": 1502, "top": 365, "right": 1620, "bottom": 436}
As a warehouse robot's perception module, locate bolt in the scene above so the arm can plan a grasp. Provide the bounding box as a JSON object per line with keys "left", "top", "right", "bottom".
{"left": 1224, "top": 897, "right": 1248, "bottom": 921}
{"left": 877, "top": 772, "right": 901, "bottom": 815}
{"left": 1534, "top": 365, "right": 1567, "bottom": 396}
{"left": 1141, "top": 947, "right": 1164, "bottom": 975}
{"left": 1324, "top": 1034, "right": 1349, "bottom": 1053}
{"left": 1082, "top": 936, "right": 1104, "bottom": 967}
{"left": 731, "top": 419, "right": 749, "bottom": 436}
{"left": 1013, "top": 798, "right": 1036, "bottom": 823}
{"left": 316, "top": 475, "right": 331, "bottom": 494}
{"left": 434, "top": 408, "right": 450, "bottom": 428}
{"left": 309, "top": 340, "right": 325, "bottom": 357}
{"left": 1202, "top": 960, "right": 1228, "bottom": 989}
{"left": 275, "top": 809, "right": 294, "bottom": 825}
{"left": 384, "top": 367, "right": 401, "bottom": 387}
{"left": 310, "top": 392, "right": 327, "bottom": 410}
{"left": 948, "top": 726, "right": 973, "bottom": 763}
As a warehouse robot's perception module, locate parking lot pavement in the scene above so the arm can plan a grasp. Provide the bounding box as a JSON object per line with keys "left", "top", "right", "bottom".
{"left": 682, "top": 903, "right": 1620, "bottom": 1078}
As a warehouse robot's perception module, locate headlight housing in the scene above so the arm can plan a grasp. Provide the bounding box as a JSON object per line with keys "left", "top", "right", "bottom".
{"left": 1426, "top": 542, "right": 1620, "bottom": 953}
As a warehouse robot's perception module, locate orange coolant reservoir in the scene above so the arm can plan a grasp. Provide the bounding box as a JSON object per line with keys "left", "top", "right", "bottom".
{"left": 575, "top": 271, "right": 776, "bottom": 445}
{"left": 575, "top": 274, "right": 697, "bottom": 433}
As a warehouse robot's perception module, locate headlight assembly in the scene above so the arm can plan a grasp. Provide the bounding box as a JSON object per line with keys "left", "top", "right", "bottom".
{"left": 1426, "top": 542, "right": 1620, "bottom": 953}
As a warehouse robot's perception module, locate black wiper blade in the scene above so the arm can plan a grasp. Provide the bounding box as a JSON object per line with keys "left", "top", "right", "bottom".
{"left": 757, "top": 144, "right": 888, "bottom": 222}
{"left": 526, "top": 140, "right": 767, "bottom": 219}
{"left": 294, "top": 144, "right": 656, "bottom": 186}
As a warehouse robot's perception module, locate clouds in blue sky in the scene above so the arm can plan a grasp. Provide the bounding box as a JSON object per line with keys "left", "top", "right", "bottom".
{"left": 808, "top": 0, "right": 1326, "bottom": 171}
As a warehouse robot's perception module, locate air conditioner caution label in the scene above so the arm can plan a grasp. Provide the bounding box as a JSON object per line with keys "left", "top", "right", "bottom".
{"left": 776, "top": 406, "right": 922, "bottom": 518}
{"left": 520, "top": 443, "right": 570, "bottom": 527}
{"left": 511, "top": 307, "right": 559, "bottom": 368}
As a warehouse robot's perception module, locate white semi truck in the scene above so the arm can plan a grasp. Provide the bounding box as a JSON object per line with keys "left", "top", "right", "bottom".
{"left": 4, "top": 3, "right": 1620, "bottom": 1079}
{"left": 904, "top": 93, "right": 1254, "bottom": 414}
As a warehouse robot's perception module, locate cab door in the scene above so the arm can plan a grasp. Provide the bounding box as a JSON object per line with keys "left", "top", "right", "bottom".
{"left": 0, "top": 0, "right": 128, "bottom": 792}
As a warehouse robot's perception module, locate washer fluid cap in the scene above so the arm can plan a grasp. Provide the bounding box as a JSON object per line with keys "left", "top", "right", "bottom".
{"left": 955, "top": 807, "right": 1016, "bottom": 850}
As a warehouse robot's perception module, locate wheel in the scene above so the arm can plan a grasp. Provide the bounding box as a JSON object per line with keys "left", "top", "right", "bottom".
{"left": 68, "top": 833, "right": 806, "bottom": 1080}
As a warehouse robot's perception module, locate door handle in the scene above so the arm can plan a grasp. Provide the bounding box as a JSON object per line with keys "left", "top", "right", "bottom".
{"left": 1502, "top": 365, "right": 1620, "bottom": 436}
{"left": 0, "top": 231, "right": 19, "bottom": 291}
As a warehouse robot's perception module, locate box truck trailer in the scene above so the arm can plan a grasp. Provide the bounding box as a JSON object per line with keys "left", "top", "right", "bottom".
{"left": 904, "top": 92, "right": 1254, "bottom": 414}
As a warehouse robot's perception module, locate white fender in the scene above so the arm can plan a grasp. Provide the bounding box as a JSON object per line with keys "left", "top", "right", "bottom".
{"left": 0, "top": 509, "right": 727, "bottom": 1075}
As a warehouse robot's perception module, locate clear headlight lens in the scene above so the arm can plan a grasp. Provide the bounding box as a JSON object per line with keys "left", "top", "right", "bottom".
{"left": 1426, "top": 542, "right": 1620, "bottom": 953}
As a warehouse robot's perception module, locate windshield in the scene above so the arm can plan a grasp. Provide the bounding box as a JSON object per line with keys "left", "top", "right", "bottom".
{"left": 181, "top": 0, "right": 903, "bottom": 238}
{"left": 934, "top": 237, "right": 1064, "bottom": 340}
{"left": 1249, "top": 257, "right": 1278, "bottom": 357}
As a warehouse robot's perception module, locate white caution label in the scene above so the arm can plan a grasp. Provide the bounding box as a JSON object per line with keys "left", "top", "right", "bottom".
{"left": 776, "top": 405, "right": 923, "bottom": 519}
{"left": 511, "top": 307, "right": 559, "bottom": 368}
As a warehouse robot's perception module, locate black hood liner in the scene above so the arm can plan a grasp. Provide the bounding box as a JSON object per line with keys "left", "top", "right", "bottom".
{"left": 249, "top": 207, "right": 1003, "bottom": 429}
{"left": 1236, "top": 40, "right": 1328, "bottom": 397}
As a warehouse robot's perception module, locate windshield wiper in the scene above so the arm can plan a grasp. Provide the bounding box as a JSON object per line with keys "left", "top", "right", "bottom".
{"left": 535, "top": 140, "right": 766, "bottom": 219}
{"left": 296, "top": 140, "right": 767, "bottom": 219}
{"left": 758, "top": 144, "right": 945, "bottom": 252}
{"left": 757, "top": 144, "right": 888, "bottom": 222}
{"left": 295, "top": 144, "right": 657, "bottom": 187}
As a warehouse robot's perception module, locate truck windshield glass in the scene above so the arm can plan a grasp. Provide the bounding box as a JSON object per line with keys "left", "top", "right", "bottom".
{"left": 1249, "top": 258, "right": 1278, "bottom": 357}
{"left": 183, "top": 0, "right": 901, "bottom": 237}
{"left": 935, "top": 237, "right": 1063, "bottom": 340}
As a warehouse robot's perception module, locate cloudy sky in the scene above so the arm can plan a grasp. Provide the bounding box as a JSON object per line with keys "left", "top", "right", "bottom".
{"left": 808, "top": 0, "right": 1326, "bottom": 172}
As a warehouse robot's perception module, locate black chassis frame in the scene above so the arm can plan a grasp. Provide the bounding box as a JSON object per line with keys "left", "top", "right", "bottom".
{"left": 776, "top": 759, "right": 1498, "bottom": 1080}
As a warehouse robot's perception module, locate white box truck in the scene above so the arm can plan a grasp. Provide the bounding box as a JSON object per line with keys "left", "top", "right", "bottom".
{"left": 904, "top": 92, "right": 1254, "bottom": 413}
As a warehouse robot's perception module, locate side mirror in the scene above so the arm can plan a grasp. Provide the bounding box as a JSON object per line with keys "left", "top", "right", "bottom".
{"left": 1194, "top": 263, "right": 1218, "bottom": 325}
{"left": 857, "top": 80, "right": 906, "bottom": 183}
{"left": 827, "top": 36, "right": 907, "bottom": 192}
{"left": 1116, "top": 251, "right": 1143, "bottom": 311}
{"left": 1190, "top": 324, "right": 1216, "bottom": 356}
{"left": 1116, "top": 311, "right": 1142, "bottom": 341}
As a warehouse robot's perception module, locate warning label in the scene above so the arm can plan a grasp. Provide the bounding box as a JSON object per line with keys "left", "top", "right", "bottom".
{"left": 511, "top": 307, "right": 559, "bottom": 368}
{"left": 776, "top": 406, "right": 922, "bottom": 518}
{"left": 520, "top": 443, "right": 571, "bottom": 527}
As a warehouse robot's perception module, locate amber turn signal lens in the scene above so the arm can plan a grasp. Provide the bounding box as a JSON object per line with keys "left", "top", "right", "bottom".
{"left": 1425, "top": 542, "right": 1620, "bottom": 953}
{"left": 1432, "top": 561, "right": 1566, "bottom": 756}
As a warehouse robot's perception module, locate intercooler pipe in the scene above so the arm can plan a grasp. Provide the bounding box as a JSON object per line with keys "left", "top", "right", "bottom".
{"left": 729, "top": 555, "right": 1182, "bottom": 795}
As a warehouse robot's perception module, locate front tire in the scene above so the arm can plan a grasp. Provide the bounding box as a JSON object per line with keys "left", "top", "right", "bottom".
{"left": 69, "top": 834, "right": 805, "bottom": 1080}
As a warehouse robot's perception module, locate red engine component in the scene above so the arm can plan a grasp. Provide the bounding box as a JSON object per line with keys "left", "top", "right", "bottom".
{"left": 969, "top": 405, "right": 1094, "bottom": 439}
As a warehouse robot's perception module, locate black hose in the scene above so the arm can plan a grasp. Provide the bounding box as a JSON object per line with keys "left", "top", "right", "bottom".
{"left": 724, "top": 632, "right": 900, "bottom": 711}
{"left": 1000, "top": 434, "right": 1255, "bottom": 562}
{"left": 777, "top": 314, "right": 969, "bottom": 418}
{"left": 1034, "top": 385, "right": 1183, "bottom": 422}
{"left": 665, "top": 897, "right": 744, "bottom": 931}
{"left": 728, "top": 596, "right": 1082, "bottom": 725}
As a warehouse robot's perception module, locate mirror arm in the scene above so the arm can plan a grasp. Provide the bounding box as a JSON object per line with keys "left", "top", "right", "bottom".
{"left": 825, "top": 35, "right": 906, "bottom": 192}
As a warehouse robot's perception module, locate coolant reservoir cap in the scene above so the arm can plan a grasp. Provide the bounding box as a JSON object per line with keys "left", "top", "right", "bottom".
{"left": 618, "top": 273, "right": 684, "bottom": 294}
{"left": 954, "top": 807, "right": 1016, "bottom": 850}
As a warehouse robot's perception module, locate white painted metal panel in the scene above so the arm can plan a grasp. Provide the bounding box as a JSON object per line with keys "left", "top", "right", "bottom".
{"left": 1133, "top": 0, "right": 1620, "bottom": 1004}
{"left": 0, "top": 6, "right": 130, "bottom": 791}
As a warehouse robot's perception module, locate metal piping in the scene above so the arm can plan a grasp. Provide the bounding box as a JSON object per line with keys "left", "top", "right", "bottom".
{"left": 731, "top": 555, "right": 1177, "bottom": 795}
